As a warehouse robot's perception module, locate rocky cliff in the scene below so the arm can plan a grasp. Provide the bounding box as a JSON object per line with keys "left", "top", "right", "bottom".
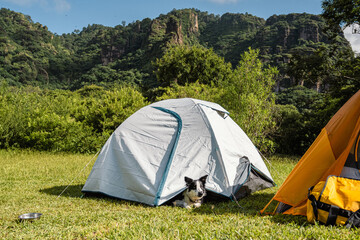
{"left": 0, "top": 8, "right": 352, "bottom": 89}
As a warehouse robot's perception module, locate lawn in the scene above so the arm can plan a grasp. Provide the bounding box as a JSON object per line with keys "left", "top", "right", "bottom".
{"left": 0, "top": 150, "right": 358, "bottom": 239}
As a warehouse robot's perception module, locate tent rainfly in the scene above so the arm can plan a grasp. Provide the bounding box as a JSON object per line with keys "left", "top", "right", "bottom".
{"left": 261, "top": 90, "right": 360, "bottom": 216}
{"left": 82, "top": 98, "right": 274, "bottom": 206}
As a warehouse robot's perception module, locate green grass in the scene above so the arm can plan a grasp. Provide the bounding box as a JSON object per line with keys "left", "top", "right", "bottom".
{"left": 0, "top": 151, "right": 359, "bottom": 239}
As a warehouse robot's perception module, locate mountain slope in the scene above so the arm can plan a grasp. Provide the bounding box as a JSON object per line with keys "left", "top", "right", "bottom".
{"left": 0, "top": 8, "right": 352, "bottom": 90}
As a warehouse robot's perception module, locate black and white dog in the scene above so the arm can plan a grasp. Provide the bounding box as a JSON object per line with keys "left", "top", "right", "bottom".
{"left": 173, "top": 175, "right": 208, "bottom": 209}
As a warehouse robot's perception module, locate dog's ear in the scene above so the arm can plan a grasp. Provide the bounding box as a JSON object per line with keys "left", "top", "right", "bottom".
{"left": 199, "top": 175, "right": 208, "bottom": 185}
{"left": 184, "top": 176, "right": 193, "bottom": 186}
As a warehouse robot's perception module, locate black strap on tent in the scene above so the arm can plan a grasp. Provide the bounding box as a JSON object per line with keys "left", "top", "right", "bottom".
{"left": 326, "top": 205, "right": 340, "bottom": 226}
{"left": 308, "top": 187, "right": 318, "bottom": 219}
{"left": 308, "top": 195, "right": 318, "bottom": 220}
{"left": 308, "top": 188, "right": 354, "bottom": 226}
{"left": 345, "top": 209, "right": 360, "bottom": 228}
{"left": 316, "top": 202, "right": 352, "bottom": 219}
{"left": 308, "top": 186, "right": 355, "bottom": 226}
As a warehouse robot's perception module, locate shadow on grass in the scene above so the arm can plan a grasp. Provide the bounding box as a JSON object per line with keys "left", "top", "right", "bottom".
{"left": 40, "top": 185, "right": 308, "bottom": 226}
{"left": 193, "top": 192, "right": 309, "bottom": 227}
{"left": 269, "top": 213, "right": 309, "bottom": 226}
{"left": 192, "top": 192, "right": 274, "bottom": 216}
{"left": 39, "top": 185, "right": 151, "bottom": 207}
{"left": 40, "top": 184, "right": 85, "bottom": 198}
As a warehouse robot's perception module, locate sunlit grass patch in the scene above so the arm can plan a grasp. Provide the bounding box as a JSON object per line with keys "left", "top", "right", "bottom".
{"left": 1, "top": 150, "right": 358, "bottom": 239}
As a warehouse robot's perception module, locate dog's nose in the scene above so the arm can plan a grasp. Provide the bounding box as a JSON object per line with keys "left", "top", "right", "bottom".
{"left": 197, "top": 192, "right": 203, "bottom": 197}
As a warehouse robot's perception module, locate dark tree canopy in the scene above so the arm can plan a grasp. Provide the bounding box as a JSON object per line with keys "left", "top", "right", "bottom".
{"left": 322, "top": 0, "right": 360, "bottom": 27}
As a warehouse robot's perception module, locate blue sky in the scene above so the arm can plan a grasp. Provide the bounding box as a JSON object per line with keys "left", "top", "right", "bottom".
{"left": 1, "top": 0, "right": 359, "bottom": 52}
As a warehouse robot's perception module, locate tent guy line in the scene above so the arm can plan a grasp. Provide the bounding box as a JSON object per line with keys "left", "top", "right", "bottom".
{"left": 57, "top": 149, "right": 101, "bottom": 199}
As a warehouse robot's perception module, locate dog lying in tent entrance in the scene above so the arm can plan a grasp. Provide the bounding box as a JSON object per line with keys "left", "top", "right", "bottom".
{"left": 173, "top": 175, "right": 208, "bottom": 209}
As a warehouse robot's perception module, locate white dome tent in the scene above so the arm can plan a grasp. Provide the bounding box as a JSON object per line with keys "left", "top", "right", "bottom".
{"left": 82, "top": 98, "right": 274, "bottom": 206}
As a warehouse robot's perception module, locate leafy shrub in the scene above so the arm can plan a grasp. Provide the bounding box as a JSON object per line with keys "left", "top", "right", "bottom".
{"left": 155, "top": 48, "right": 278, "bottom": 153}
{"left": 0, "top": 83, "right": 147, "bottom": 153}
{"left": 273, "top": 86, "right": 329, "bottom": 155}
{"left": 271, "top": 104, "right": 305, "bottom": 154}
{"left": 221, "top": 48, "right": 278, "bottom": 153}
{"left": 73, "top": 85, "right": 148, "bottom": 138}
{"left": 24, "top": 113, "right": 96, "bottom": 153}
{"left": 154, "top": 45, "right": 233, "bottom": 87}
{"left": 155, "top": 82, "right": 225, "bottom": 102}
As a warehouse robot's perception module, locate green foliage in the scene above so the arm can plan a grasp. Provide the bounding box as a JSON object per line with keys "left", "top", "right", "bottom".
{"left": 0, "top": 8, "right": 351, "bottom": 91}
{"left": 0, "top": 83, "right": 147, "bottom": 153}
{"left": 273, "top": 86, "right": 329, "bottom": 154}
{"left": 198, "top": 12, "right": 265, "bottom": 64}
{"left": 155, "top": 48, "right": 278, "bottom": 153}
{"left": 0, "top": 7, "right": 357, "bottom": 155}
{"left": 286, "top": 42, "right": 353, "bottom": 90}
{"left": 73, "top": 85, "right": 148, "bottom": 137}
{"left": 328, "top": 52, "right": 360, "bottom": 99}
{"left": 0, "top": 8, "right": 70, "bottom": 87}
{"left": 254, "top": 12, "right": 350, "bottom": 90}
{"left": 155, "top": 82, "right": 225, "bottom": 102}
{"left": 154, "top": 45, "right": 233, "bottom": 86}
{"left": 272, "top": 104, "right": 305, "bottom": 154}
{"left": 222, "top": 48, "right": 278, "bottom": 153}
{"left": 72, "top": 64, "right": 147, "bottom": 89}
{"left": 276, "top": 86, "right": 324, "bottom": 113}
{"left": 322, "top": 0, "right": 360, "bottom": 28}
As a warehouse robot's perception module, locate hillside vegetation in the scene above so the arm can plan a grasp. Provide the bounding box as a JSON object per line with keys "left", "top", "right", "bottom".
{"left": 0, "top": 8, "right": 359, "bottom": 155}
{"left": 0, "top": 8, "right": 353, "bottom": 90}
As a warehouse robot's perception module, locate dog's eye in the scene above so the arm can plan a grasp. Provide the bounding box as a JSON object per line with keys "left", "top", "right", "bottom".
{"left": 189, "top": 183, "right": 196, "bottom": 190}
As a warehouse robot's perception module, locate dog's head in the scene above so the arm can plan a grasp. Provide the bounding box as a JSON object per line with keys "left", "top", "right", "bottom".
{"left": 184, "top": 175, "right": 208, "bottom": 202}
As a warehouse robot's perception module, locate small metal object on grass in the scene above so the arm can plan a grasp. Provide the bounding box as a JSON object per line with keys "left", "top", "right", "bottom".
{"left": 18, "top": 213, "right": 42, "bottom": 221}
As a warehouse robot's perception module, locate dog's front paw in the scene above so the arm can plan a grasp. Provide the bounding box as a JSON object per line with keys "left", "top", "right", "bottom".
{"left": 193, "top": 203, "right": 202, "bottom": 208}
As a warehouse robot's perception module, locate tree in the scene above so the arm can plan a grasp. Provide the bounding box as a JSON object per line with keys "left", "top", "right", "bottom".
{"left": 222, "top": 48, "right": 278, "bottom": 152}
{"left": 322, "top": 0, "right": 360, "bottom": 28}
{"left": 273, "top": 86, "right": 327, "bottom": 154}
{"left": 155, "top": 81, "right": 225, "bottom": 103}
{"left": 320, "top": 0, "right": 360, "bottom": 103}
{"left": 287, "top": 46, "right": 333, "bottom": 91}
{"left": 154, "top": 47, "right": 278, "bottom": 152}
{"left": 154, "top": 45, "right": 233, "bottom": 86}
{"left": 328, "top": 56, "right": 360, "bottom": 101}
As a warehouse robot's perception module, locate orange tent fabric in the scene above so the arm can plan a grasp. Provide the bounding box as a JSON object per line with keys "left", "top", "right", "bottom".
{"left": 261, "top": 90, "right": 360, "bottom": 216}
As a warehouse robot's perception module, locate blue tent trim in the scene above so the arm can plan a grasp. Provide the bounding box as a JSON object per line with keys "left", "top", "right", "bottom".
{"left": 152, "top": 106, "right": 183, "bottom": 206}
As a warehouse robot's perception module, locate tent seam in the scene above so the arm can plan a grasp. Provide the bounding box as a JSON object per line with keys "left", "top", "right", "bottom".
{"left": 152, "top": 106, "right": 182, "bottom": 206}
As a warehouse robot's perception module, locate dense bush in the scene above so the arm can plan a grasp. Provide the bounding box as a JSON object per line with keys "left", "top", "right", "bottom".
{"left": 0, "top": 47, "right": 279, "bottom": 154}
{"left": 154, "top": 45, "right": 233, "bottom": 86}
{"left": 155, "top": 47, "right": 278, "bottom": 153}
{"left": 272, "top": 86, "right": 337, "bottom": 155}
{"left": 223, "top": 48, "right": 278, "bottom": 152}
{"left": 0, "top": 83, "right": 147, "bottom": 153}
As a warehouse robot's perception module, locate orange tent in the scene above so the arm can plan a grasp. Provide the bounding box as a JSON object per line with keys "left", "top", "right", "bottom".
{"left": 261, "top": 90, "right": 360, "bottom": 216}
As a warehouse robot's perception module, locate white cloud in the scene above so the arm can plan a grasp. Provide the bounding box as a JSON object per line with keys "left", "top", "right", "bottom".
{"left": 53, "top": 0, "right": 70, "bottom": 12}
{"left": 343, "top": 24, "right": 360, "bottom": 53}
{"left": 3, "top": 0, "right": 70, "bottom": 13}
